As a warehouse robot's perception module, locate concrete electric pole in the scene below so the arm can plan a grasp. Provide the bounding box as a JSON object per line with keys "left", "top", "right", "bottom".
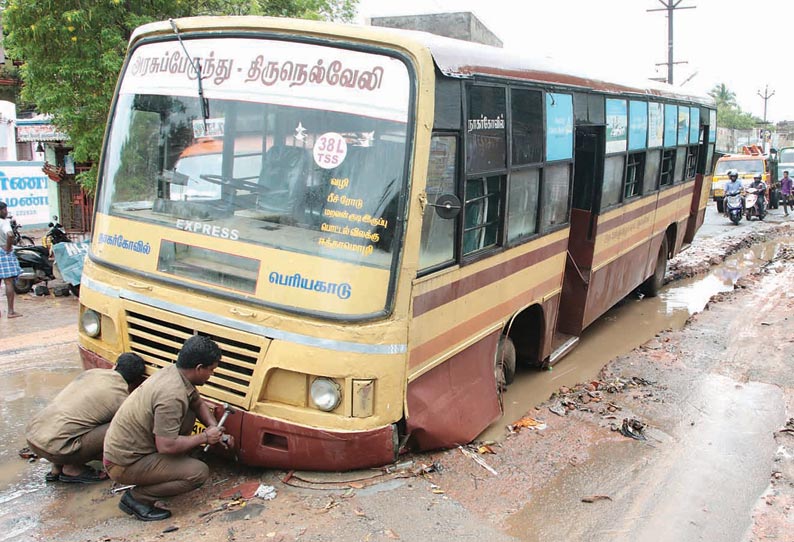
{"left": 757, "top": 84, "right": 775, "bottom": 151}
{"left": 648, "top": 0, "right": 696, "bottom": 85}
{"left": 757, "top": 84, "right": 775, "bottom": 126}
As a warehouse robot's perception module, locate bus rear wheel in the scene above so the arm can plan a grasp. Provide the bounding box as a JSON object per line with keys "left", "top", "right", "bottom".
{"left": 641, "top": 236, "right": 668, "bottom": 298}
{"left": 494, "top": 335, "right": 516, "bottom": 389}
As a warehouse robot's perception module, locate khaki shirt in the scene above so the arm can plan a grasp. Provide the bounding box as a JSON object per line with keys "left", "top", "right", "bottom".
{"left": 26, "top": 369, "right": 130, "bottom": 456}
{"left": 103, "top": 364, "right": 198, "bottom": 466}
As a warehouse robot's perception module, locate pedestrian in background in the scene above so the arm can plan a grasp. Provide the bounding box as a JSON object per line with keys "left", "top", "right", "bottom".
{"left": 26, "top": 352, "right": 146, "bottom": 483}
{"left": 780, "top": 170, "right": 793, "bottom": 216}
{"left": 103, "top": 335, "right": 233, "bottom": 521}
{"left": 0, "top": 201, "right": 22, "bottom": 318}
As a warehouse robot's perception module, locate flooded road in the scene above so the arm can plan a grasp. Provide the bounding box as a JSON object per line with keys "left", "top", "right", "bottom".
{"left": 0, "top": 207, "right": 791, "bottom": 542}
{"left": 481, "top": 237, "right": 788, "bottom": 441}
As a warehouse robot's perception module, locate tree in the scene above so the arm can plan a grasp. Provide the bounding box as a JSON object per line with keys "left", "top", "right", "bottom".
{"left": 708, "top": 83, "right": 737, "bottom": 109}
{"left": 708, "top": 83, "right": 760, "bottom": 130}
{"left": 2, "top": 0, "right": 358, "bottom": 192}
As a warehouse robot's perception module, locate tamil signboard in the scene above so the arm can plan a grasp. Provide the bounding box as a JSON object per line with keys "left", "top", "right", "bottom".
{"left": 16, "top": 121, "right": 69, "bottom": 143}
{"left": 0, "top": 162, "right": 50, "bottom": 224}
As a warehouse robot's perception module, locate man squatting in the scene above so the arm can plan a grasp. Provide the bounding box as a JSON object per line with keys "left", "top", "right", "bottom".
{"left": 103, "top": 335, "right": 233, "bottom": 521}
{"left": 26, "top": 353, "right": 146, "bottom": 483}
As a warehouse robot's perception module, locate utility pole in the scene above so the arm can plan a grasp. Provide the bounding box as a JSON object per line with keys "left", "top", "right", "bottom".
{"left": 648, "top": 0, "right": 696, "bottom": 85}
{"left": 757, "top": 84, "right": 775, "bottom": 152}
{"left": 757, "top": 84, "right": 775, "bottom": 126}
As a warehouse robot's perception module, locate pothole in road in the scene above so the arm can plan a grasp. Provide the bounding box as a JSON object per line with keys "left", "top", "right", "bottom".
{"left": 480, "top": 237, "right": 793, "bottom": 442}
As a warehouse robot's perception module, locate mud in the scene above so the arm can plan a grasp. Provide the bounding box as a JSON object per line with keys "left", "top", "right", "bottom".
{"left": 0, "top": 208, "right": 792, "bottom": 541}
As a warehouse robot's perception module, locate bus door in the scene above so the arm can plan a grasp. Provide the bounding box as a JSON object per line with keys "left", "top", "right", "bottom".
{"left": 557, "top": 124, "right": 604, "bottom": 336}
{"left": 686, "top": 116, "right": 714, "bottom": 242}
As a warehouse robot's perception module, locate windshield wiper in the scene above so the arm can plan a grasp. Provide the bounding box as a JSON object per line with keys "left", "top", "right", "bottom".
{"left": 169, "top": 19, "right": 210, "bottom": 131}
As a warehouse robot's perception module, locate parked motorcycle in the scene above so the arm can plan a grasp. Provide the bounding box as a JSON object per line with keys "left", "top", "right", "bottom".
{"left": 9, "top": 216, "right": 35, "bottom": 246}
{"left": 13, "top": 245, "right": 54, "bottom": 294}
{"left": 724, "top": 189, "right": 744, "bottom": 225}
{"left": 744, "top": 186, "right": 767, "bottom": 221}
{"left": 45, "top": 216, "right": 70, "bottom": 246}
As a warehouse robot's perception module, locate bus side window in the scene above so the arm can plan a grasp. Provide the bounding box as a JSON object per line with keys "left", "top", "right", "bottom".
{"left": 419, "top": 135, "right": 457, "bottom": 272}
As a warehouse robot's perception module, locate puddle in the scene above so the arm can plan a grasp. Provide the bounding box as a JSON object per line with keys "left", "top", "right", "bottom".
{"left": 480, "top": 238, "right": 788, "bottom": 441}
{"left": 504, "top": 376, "right": 785, "bottom": 542}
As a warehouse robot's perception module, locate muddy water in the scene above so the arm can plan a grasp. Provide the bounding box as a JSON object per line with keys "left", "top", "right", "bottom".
{"left": 480, "top": 239, "right": 787, "bottom": 441}
{"left": 504, "top": 376, "right": 785, "bottom": 542}
{"left": 0, "top": 344, "right": 83, "bottom": 542}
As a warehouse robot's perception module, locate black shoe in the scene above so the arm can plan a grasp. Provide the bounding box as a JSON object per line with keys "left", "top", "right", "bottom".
{"left": 119, "top": 490, "right": 172, "bottom": 521}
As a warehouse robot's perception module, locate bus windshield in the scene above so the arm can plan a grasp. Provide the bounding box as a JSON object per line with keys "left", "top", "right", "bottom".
{"left": 96, "top": 37, "right": 411, "bottom": 311}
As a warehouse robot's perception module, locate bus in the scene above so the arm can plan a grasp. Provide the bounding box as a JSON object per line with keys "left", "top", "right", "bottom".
{"left": 78, "top": 16, "right": 717, "bottom": 471}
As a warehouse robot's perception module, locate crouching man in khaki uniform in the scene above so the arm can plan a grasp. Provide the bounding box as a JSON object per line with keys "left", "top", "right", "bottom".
{"left": 103, "top": 335, "right": 233, "bottom": 521}
{"left": 26, "top": 352, "right": 146, "bottom": 483}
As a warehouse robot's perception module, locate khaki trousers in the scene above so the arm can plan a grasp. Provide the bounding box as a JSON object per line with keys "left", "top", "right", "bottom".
{"left": 105, "top": 412, "right": 208, "bottom": 505}
{"left": 27, "top": 423, "right": 108, "bottom": 468}
{"left": 106, "top": 454, "right": 209, "bottom": 505}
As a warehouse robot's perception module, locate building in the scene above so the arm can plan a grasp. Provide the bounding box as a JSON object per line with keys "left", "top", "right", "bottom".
{"left": 369, "top": 12, "right": 503, "bottom": 48}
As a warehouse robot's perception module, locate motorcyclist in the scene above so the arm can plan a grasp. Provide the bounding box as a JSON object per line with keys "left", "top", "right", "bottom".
{"left": 725, "top": 169, "right": 743, "bottom": 196}
{"left": 748, "top": 173, "right": 767, "bottom": 216}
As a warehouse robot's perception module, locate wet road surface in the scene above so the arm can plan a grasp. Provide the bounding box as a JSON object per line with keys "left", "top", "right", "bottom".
{"left": 0, "top": 205, "right": 791, "bottom": 541}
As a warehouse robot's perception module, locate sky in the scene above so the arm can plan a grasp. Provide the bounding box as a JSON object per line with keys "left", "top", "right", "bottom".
{"left": 356, "top": 0, "right": 794, "bottom": 123}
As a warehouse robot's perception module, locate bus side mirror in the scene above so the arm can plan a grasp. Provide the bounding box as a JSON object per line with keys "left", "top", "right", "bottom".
{"left": 427, "top": 193, "right": 461, "bottom": 219}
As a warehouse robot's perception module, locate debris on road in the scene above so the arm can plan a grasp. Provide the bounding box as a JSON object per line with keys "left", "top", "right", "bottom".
{"left": 777, "top": 418, "right": 794, "bottom": 435}
{"left": 581, "top": 495, "right": 612, "bottom": 503}
{"left": 254, "top": 484, "right": 277, "bottom": 500}
{"left": 459, "top": 445, "right": 498, "bottom": 476}
{"left": 17, "top": 447, "right": 37, "bottom": 461}
{"left": 617, "top": 418, "right": 647, "bottom": 441}
{"left": 508, "top": 416, "right": 547, "bottom": 433}
{"left": 549, "top": 402, "right": 567, "bottom": 417}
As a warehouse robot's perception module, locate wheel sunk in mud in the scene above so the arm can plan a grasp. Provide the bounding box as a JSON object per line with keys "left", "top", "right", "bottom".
{"left": 494, "top": 335, "right": 517, "bottom": 390}
{"left": 641, "top": 236, "right": 668, "bottom": 298}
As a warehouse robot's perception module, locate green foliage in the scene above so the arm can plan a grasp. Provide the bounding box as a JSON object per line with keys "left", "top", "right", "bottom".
{"left": 2, "top": 0, "right": 358, "bottom": 193}
{"left": 709, "top": 83, "right": 760, "bottom": 130}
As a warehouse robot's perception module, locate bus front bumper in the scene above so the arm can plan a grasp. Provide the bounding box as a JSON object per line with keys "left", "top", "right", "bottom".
{"left": 80, "top": 346, "right": 399, "bottom": 471}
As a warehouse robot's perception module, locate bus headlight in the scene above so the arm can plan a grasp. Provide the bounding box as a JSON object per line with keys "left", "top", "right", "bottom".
{"left": 310, "top": 378, "right": 341, "bottom": 412}
{"left": 80, "top": 309, "right": 101, "bottom": 337}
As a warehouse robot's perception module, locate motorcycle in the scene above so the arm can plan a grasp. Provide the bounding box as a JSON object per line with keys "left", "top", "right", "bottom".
{"left": 45, "top": 216, "right": 70, "bottom": 246}
{"left": 724, "top": 189, "right": 744, "bottom": 225}
{"left": 744, "top": 186, "right": 767, "bottom": 221}
{"left": 13, "top": 244, "right": 54, "bottom": 294}
{"left": 9, "top": 216, "right": 35, "bottom": 246}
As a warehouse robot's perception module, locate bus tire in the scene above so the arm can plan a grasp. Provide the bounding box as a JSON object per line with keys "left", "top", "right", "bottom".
{"left": 495, "top": 335, "right": 516, "bottom": 388}
{"left": 716, "top": 198, "right": 724, "bottom": 214}
{"left": 641, "top": 236, "right": 668, "bottom": 298}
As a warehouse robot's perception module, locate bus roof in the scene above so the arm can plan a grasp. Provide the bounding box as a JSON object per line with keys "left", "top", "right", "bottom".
{"left": 131, "top": 16, "right": 714, "bottom": 108}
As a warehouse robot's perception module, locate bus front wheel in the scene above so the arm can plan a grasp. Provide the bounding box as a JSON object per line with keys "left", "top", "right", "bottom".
{"left": 494, "top": 335, "right": 516, "bottom": 389}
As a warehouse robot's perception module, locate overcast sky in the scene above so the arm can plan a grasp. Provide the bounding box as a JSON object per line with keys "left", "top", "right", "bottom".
{"left": 356, "top": 0, "right": 794, "bottom": 123}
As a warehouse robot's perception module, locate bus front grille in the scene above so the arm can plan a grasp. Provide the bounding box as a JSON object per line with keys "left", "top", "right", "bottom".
{"left": 124, "top": 306, "right": 265, "bottom": 409}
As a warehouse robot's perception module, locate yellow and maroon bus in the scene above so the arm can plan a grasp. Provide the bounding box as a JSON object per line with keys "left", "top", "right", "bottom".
{"left": 78, "top": 16, "right": 716, "bottom": 470}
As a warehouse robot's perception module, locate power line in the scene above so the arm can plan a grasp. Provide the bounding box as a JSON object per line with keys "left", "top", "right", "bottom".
{"left": 648, "top": 0, "right": 696, "bottom": 85}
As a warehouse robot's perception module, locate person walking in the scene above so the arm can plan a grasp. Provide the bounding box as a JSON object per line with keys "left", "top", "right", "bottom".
{"left": 103, "top": 335, "right": 233, "bottom": 521}
{"left": 25, "top": 353, "right": 146, "bottom": 483}
{"left": 0, "top": 202, "right": 22, "bottom": 318}
{"left": 780, "top": 170, "right": 793, "bottom": 216}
